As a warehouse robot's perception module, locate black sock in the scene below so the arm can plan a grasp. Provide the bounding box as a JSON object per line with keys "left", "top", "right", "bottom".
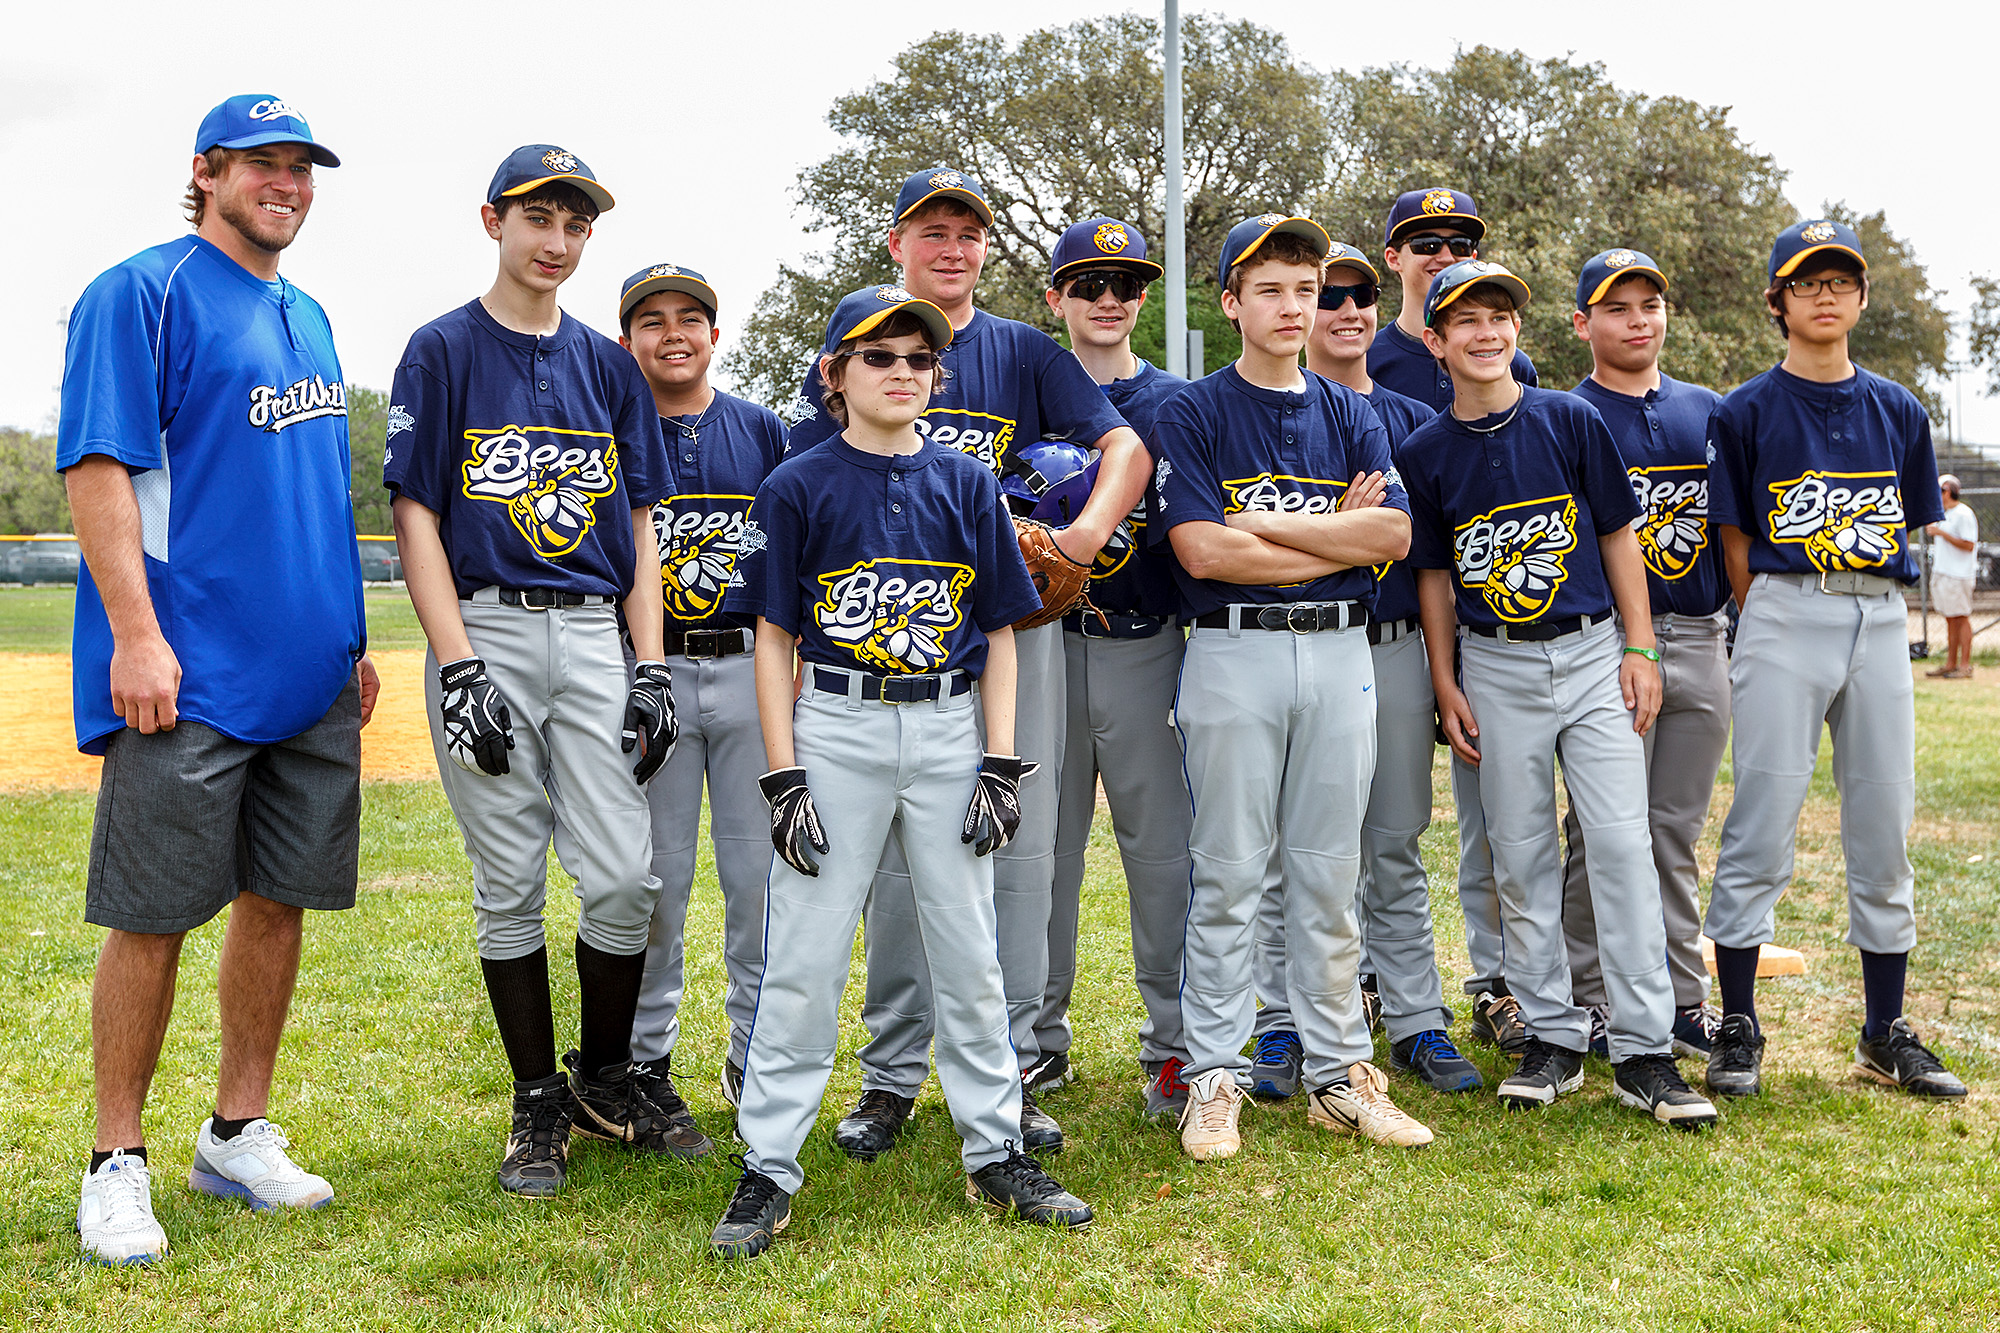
{"left": 210, "top": 1112, "right": 258, "bottom": 1140}
{"left": 1859, "top": 950, "right": 1908, "bottom": 1041}
{"left": 575, "top": 935, "right": 646, "bottom": 1078}
{"left": 480, "top": 947, "right": 558, "bottom": 1082}
{"left": 89, "top": 1146, "right": 147, "bottom": 1172}
{"left": 1713, "top": 944, "right": 1761, "bottom": 1033}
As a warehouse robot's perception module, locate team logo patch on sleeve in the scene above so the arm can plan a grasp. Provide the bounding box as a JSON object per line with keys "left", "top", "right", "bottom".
{"left": 386, "top": 404, "right": 414, "bottom": 439}
{"left": 461, "top": 425, "right": 619, "bottom": 559}
{"left": 1454, "top": 495, "right": 1579, "bottom": 622}
{"left": 814, "top": 558, "right": 974, "bottom": 673}
{"left": 917, "top": 410, "right": 1017, "bottom": 473}
{"left": 1766, "top": 470, "right": 1905, "bottom": 572}
{"left": 1153, "top": 456, "right": 1173, "bottom": 509}
{"left": 1628, "top": 464, "right": 1709, "bottom": 581}
{"left": 653, "top": 495, "right": 758, "bottom": 621}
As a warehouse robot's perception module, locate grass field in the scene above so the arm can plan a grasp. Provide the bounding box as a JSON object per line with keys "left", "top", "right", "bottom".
{"left": 2, "top": 589, "right": 1997, "bottom": 1330}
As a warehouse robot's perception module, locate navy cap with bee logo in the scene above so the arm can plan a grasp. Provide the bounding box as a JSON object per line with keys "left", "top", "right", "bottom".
{"left": 1423, "top": 259, "right": 1532, "bottom": 327}
{"left": 620, "top": 264, "right": 720, "bottom": 324}
{"left": 1769, "top": 218, "right": 1866, "bottom": 283}
{"left": 1050, "top": 217, "right": 1164, "bottom": 286}
{"left": 487, "top": 145, "right": 615, "bottom": 214}
{"left": 1217, "top": 213, "right": 1331, "bottom": 289}
{"left": 1576, "top": 248, "right": 1668, "bottom": 310}
{"left": 1322, "top": 241, "right": 1380, "bottom": 282}
{"left": 1384, "top": 188, "right": 1485, "bottom": 248}
{"left": 893, "top": 167, "right": 994, "bottom": 228}
{"left": 821, "top": 285, "right": 955, "bottom": 356}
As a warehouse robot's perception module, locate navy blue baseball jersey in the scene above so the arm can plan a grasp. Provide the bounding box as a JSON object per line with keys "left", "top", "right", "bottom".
{"left": 651, "top": 390, "right": 786, "bottom": 628}
{"left": 58, "top": 236, "right": 366, "bottom": 755}
{"left": 1572, "top": 373, "right": 1729, "bottom": 617}
{"left": 750, "top": 437, "right": 1040, "bottom": 678}
{"left": 1149, "top": 366, "right": 1407, "bottom": 618}
{"left": 1368, "top": 319, "right": 1538, "bottom": 412}
{"left": 384, "top": 301, "right": 671, "bottom": 599}
{"left": 1706, "top": 364, "right": 1942, "bottom": 585}
{"left": 1400, "top": 386, "right": 1641, "bottom": 629}
{"left": 1096, "top": 358, "right": 1189, "bottom": 618}
{"left": 1357, "top": 380, "right": 1437, "bottom": 624}
{"left": 786, "top": 309, "right": 1128, "bottom": 476}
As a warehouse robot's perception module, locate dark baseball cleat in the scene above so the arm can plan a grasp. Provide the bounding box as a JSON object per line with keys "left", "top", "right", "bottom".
{"left": 1391, "top": 1029, "right": 1484, "bottom": 1093}
{"left": 498, "top": 1071, "right": 573, "bottom": 1197}
{"left": 709, "top": 1157, "right": 790, "bottom": 1260}
{"left": 1144, "top": 1057, "right": 1191, "bottom": 1123}
{"left": 832, "top": 1089, "right": 915, "bottom": 1161}
{"left": 1855, "top": 1017, "right": 1968, "bottom": 1099}
{"left": 1360, "top": 973, "right": 1383, "bottom": 1034}
{"left": 1496, "top": 1038, "right": 1586, "bottom": 1109}
{"left": 1672, "top": 1003, "right": 1722, "bottom": 1060}
{"left": 1470, "top": 991, "right": 1530, "bottom": 1055}
{"left": 1249, "top": 1029, "right": 1304, "bottom": 1100}
{"left": 721, "top": 1058, "right": 743, "bottom": 1110}
{"left": 1705, "top": 1014, "right": 1765, "bottom": 1098}
{"left": 565, "top": 1051, "right": 714, "bottom": 1159}
{"left": 1585, "top": 1004, "right": 1610, "bottom": 1059}
{"left": 1022, "top": 1049, "right": 1074, "bottom": 1093}
{"left": 1614, "top": 1053, "right": 1719, "bottom": 1130}
{"left": 1020, "top": 1084, "right": 1064, "bottom": 1154}
{"left": 966, "top": 1148, "right": 1093, "bottom": 1229}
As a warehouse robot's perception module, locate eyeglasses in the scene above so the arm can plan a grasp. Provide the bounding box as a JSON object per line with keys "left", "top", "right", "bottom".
{"left": 1403, "top": 235, "right": 1476, "bottom": 258}
{"left": 1782, "top": 274, "right": 1863, "bottom": 297}
{"left": 850, "top": 348, "right": 940, "bottom": 372}
{"left": 1063, "top": 270, "right": 1147, "bottom": 303}
{"left": 1318, "top": 281, "right": 1379, "bottom": 310}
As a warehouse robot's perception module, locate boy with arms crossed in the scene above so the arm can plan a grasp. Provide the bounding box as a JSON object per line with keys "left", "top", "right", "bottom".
{"left": 711, "top": 286, "right": 1091, "bottom": 1259}
{"left": 387, "top": 146, "right": 679, "bottom": 1195}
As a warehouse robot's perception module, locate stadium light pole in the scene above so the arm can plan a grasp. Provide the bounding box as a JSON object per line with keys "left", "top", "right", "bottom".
{"left": 1164, "top": 0, "right": 1187, "bottom": 378}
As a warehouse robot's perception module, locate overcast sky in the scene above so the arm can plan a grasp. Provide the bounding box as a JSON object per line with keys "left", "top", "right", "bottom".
{"left": 8, "top": 0, "right": 1995, "bottom": 442}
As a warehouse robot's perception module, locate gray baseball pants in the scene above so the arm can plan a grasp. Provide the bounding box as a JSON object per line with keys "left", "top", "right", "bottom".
{"left": 737, "top": 670, "right": 1021, "bottom": 1195}
{"left": 1452, "top": 755, "right": 1507, "bottom": 996}
{"left": 1043, "top": 625, "right": 1192, "bottom": 1069}
{"left": 856, "top": 621, "right": 1065, "bottom": 1091}
{"left": 1705, "top": 575, "right": 1917, "bottom": 954}
{"left": 1459, "top": 618, "right": 1674, "bottom": 1060}
{"left": 427, "top": 598, "right": 659, "bottom": 960}
{"left": 1562, "top": 612, "right": 1729, "bottom": 1009}
{"left": 1177, "top": 622, "right": 1376, "bottom": 1091}
{"left": 623, "top": 641, "right": 768, "bottom": 1066}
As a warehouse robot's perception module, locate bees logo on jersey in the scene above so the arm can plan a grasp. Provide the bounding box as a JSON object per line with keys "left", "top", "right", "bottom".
{"left": 461, "top": 425, "right": 618, "bottom": 559}
{"left": 1767, "top": 470, "right": 1905, "bottom": 573}
{"left": 653, "top": 495, "right": 757, "bottom": 622}
{"left": 918, "top": 409, "right": 1018, "bottom": 473}
{"left": 815, "top": 558, "right": 975, "bottom": 674}
{"left": 1223, "top": 472, "right": 1348, "bottom": 515}
{"left": 1628, "top": 464, "right": 1709, "bottom": 581}
{"left": 1455, "top": 494, "right": 1579, "bottom": 622}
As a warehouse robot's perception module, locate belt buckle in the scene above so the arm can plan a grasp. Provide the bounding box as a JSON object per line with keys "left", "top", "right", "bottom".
{"left": 517, "top": 588, "right": 552, "bottom": 612}
{"left": 1284, "top": 603, "right": 1317, "bottom": 634}
{"left": 1817, "top": 569, "right": 1867, "bottom": 596}
{"left": 684, "top": 630, "right": 718, "bottom": 659}
{"left": 881, "top": 675, "right": 919, "bottom": 704}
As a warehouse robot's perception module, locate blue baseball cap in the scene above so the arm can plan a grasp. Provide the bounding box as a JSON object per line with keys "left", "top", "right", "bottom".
{"left": 1770, "top": 218, "right": 1866, "bottom": 282}
{"left": 1323, "top": 241, "right": 1380, "bottom": 282}
{"left": 1384, "top": 188, "right": 1484, "bottom": 248}
{"left": 1050, "top": 217, "right": 1163, "bottom": 286}
{"left": 620, "top": 264, "right": 719, "bottom": 324}
{"left": 1576, "top": 248, "right": 1668, "bottom": 310}
{"left": 194, "top": 94, "right": 339, "bottom": 168}
{"left": 1217, "top": 213, "right": 1331, "bottom": 289}
{"left": 488, "top": 145, "right": 615, "bottom": 214}
{"left": 821, "top": 284, "right": 954, "bottom": 356}
{"left": 894, "top": 167, "right": 994, "bottom": 228}
{"left": 1423, "top": 260, "right": 1532, "bottom": 328}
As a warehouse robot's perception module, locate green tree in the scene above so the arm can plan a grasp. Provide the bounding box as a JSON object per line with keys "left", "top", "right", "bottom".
{"left": 346, "top": 384, "right": 394, "bottom": 535}
{"left": 1962, "top": 273, "right": 2000, "bottom": 400}
{"left": 1828, "top": 205, "right": 1951, "bottom": 419}
{"left": 0, "top": 428, "right": 72, "bottom": 534}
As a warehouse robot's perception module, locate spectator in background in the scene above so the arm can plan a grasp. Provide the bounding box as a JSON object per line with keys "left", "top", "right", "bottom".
{"left": 1926, "top": 475, "right": 1979, "bottom": 679}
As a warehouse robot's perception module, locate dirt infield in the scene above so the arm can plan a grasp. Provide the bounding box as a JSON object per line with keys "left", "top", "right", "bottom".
{"left": 0, "top": 650, "right": 439, "bottom": 789}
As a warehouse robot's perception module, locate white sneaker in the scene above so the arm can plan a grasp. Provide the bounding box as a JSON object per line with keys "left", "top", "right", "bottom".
{"left": 1306, "top": 1060, "right": 1435, "bottom": 1148}
{"left": 78, "top": 1151, "right": 168, "bottom": 1265}
{"left": 1178, "top": 1068, "right": 1244, "bottom": 1161}
{"left": 189, "top": 1118, "right": 334, "bottom": 1211}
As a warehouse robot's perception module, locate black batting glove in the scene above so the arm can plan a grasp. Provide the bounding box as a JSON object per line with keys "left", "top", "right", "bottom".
{"left": 759, "top": 767, "right": 829, "bottom": 878}
{"left": 622, "top": 661, "right": 678, "bottom": 785}
{"left": 437, "top": 657, "right": 515, "bottom": 777}
{"left": 962, "top": 753, "right": 1039, "bottom": 857}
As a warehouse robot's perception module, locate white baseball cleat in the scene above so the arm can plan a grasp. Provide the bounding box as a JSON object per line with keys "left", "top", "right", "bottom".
{"left": 189, "top": 1118, "right": 334, "bottom": 1211}
{"left": 78, "top": 1151, "right": 168, "bottom": 1265}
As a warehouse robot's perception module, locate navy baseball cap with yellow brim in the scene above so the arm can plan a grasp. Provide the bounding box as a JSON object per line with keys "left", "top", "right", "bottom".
{"left": 895, "top": 167, "right": 994, "bottom": 228}
{"left": 1218, "top": 213, "right": 1331, "bottom": 289}
{"left": 620, "top": 264, "right": 720, "bottom": 324}
{"left": 488, "top": 145, "right": 615, "bottom": 214}
{"left": 821, "top": 285, "right": 955, "bottom": 356}
{"left": 1770, "top": 218, "right": 1866, "bottom": 282}
{"left": 1385, "top": 188, "right": 1485, "bottom": 248}
{"left": 1577, "top": 248, "right": 1668, "bottom": 310}
{"left": 1051, "top": 217, "right": 1164, "bottom": 286}
{"left": 1323, "top": 241, "right": 1380, "bottom": 283}
{"left": 195, "top": 94, "right": 339, "bottom": 168}
{"left": 1423, "top": 260, "right": 1532, "bottom": 328}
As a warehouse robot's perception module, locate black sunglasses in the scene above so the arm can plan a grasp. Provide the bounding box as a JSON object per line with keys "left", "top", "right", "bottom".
{"left": 850, "top": 349, "right": 940, "bottom": 371}
{"left": 1318, "top": 281, "right": 1379, "bottom": 310}
{"left": 1403, "top": 235, "right": 1477, "bottom": 258}
{"left": 1063, "top": 270, "right": 1147, "bottom": 303}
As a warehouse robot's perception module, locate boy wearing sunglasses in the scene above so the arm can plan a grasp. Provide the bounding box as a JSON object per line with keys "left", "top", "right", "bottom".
{"left": 1243, "top": 242, "right": 1481, "bottom": 1098}
{"left": 1701, "top": 220, "right": 1965, "bottom": 1101}
{"left": 786, "top": 170, "right": 1149, "bottom": 1160}
{"left": 1037, "top": 218, "right": 1196, "bottom": 1119}
{"left": 710, "top": 286, "right": 1091, "bottom": 1258}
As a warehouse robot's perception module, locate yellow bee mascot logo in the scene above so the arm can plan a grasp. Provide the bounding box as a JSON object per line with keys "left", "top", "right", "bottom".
{"left": 815, "top": 559, "right": 975, "bottom": 673}
{"left": 654, "top": 498, "right": 757, "bottom": 621}
{"left": 1454, "top": 496, "right": 1579, "bottom": 622}
{"left": 1628, "top": 466, "right": 1709, "bottom": 581}
{"left": 1767, "top": 471, "right": 1904, "bottom": 572}
{"left": 461, "top": 426, "right": 617, "bottom": 559}
{"left": 1421, "top": 190, "right": 1457, "bottom": 216}
{"left": 1801, "top": 221, "right": 1838, "bottom": 243}
{"left": 1094, "top": 223, "right": 1130, "bottom": 254}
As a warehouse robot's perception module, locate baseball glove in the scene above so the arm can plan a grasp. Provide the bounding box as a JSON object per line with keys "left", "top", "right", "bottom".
{"left": 1012, "top": 516, "right": 1106, "bottom": 632}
